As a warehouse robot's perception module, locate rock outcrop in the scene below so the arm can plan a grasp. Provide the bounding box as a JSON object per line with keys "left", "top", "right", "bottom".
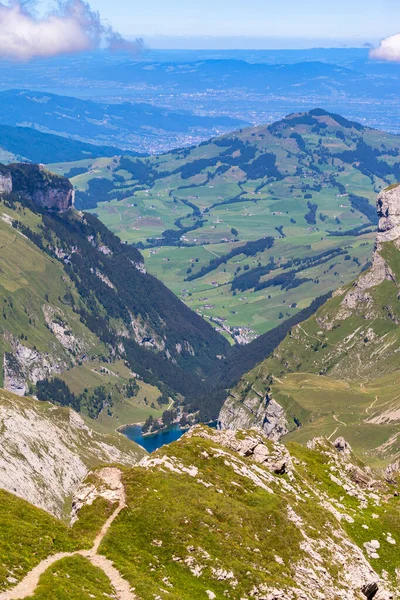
{"left": 185, "top": 425, "right": 292, "bottom": 474}
{"left": 0, "top": 165, "right": 12, "bottom": 194}
{"left": 0, "top": 388, "right": 145, "bottom": 517}
{"left": 0, "top": 162, "right": 74, "bottom": 212}
{"left": 339, "top": 183, "right": 400, "bottom": 313}
{"left": 3, "top": 341, "right": 66, "bottom": 396}
{"left": 218, "top": 390, "right": 288, "bottom": 440}
{"left": 377, "top": 183, "right": 400, "bottom": 242}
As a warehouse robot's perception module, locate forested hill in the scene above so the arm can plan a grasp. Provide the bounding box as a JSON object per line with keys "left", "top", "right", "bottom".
{"left": 0, "top": 124, "right": 142, "bottom": 164}
{"left": 0, "top": 166, "right": 230, "bottom": 424}
{"left": 54, "top": 108, "right": 400, "bottom": 342}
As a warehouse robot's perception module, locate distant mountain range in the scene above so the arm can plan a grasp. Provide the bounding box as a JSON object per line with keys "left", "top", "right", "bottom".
{"left": 1, "top": 49, "right": 400, "bottom": 132}
{"left": 0, "top": 90, "right": 247, "bottom": 153}
{"left": 0, "top": 124, "right": 142, "bottom": 164}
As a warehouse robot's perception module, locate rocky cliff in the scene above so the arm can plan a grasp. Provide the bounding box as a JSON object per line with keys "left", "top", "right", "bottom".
{"left": 0, "top": 388, "right": 145, "bottom": 517}
{"left": 6, "top": 163, "right": 74, "bottom": 211}
{"left": 219, "top": 185, "right": 400, "bottom": 461}
{"left": 0, "top": 165, "right": 12, "bottom": 195}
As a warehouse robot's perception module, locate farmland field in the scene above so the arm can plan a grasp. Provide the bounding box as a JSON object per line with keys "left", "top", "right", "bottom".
{"left": 48, "top": 109, "right": 400, "bottom": 341}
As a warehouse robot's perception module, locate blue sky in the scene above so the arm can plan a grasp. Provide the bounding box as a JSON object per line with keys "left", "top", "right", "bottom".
{"left": 91, "top": 0, "right": 400, "bottom": 46}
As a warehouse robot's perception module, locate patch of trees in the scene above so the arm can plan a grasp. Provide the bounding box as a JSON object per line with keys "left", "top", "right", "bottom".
{"left": 36, "top": 377, "right": 79, "bottom": 410}
{"left": 186, "top": 236, "right": 274, "bottom": 282}
{"left": 66, "top": 166, "right": 87, "bottom": 178}
{"left": 327, "top": 223, "right": 376, "bottom": 236}
{"left": 241, "top": 152, "right": 282, "bottom": 180}
{"left": 118, "top": 157, "right": 166, "bottom": 184}
{"left": 75, "top": 178, "right": 115, "bottom": 210}
{"left": 254, "top": 271, "right": 310, "bottom": 293}
{"left": 290, "top": 132, "right": 307, "bottom": 153}
{"left": 336, "top": 141, "right": 396, "bottom": 180}
{"left": 304, "top": 201, "right": 318, "bottom": 225}
{"left": 178, "top": 157, "right": 219, "bottom": 179}
{"left": 309, "top": 109, "right": 363, "bottom": 130}
{"left": 209, "top": 193, "right": 245, "bottom": 210}
{"left": 348, "top": 194, "right": 378, "bottom": 224}
{"left": 231, "top": 248, "right": 347, "bottom": 292}
{"left": 36, "top": 378, "right": 112, "bottom": 418}
{"left": 272, "top": 114, "right": 318, "bottom": 131}
{"left": 146, "top": 218, "right": 206, "bottom": 248}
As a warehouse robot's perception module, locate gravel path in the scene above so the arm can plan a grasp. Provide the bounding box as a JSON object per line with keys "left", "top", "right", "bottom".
{"left": 0, "top": 470, "right": 135, "bottom": 600}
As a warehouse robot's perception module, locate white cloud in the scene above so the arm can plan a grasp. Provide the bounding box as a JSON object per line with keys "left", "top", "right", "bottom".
{"left": 0, "top": 0, "right": 143, "bottom": 60}
{"left": 370, "top": 33, "right": 400, "bottom": 62}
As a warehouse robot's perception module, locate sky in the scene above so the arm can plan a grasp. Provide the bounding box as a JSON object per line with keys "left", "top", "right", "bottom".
{"left": 2, "top": 0, "right": 400, "bottom": 60}
{"left": 88, "top": 0, "right": 400, "bottom": 47}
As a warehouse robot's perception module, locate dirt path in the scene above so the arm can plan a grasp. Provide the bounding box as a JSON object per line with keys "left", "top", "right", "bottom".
{"left": 366, "top": 395, "right": 379, "bottom": 415}
{"left": 333, "top": 414, "right": 347, "bottom": 427}
{"left": 0, "top": 469, "right": 136, "bottom": 600}
{"left": 203, "top": 244, "right": 219, "bottom": 257}
{"left": 327, "top": 426, "right": 339, "bottom": 441}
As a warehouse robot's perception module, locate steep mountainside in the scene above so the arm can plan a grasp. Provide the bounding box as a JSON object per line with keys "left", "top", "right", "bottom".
{"left": 0, "top": 163, "right": 229, "bottom": 425}
{"left": 1, "top": 426, "right": 399, "bottom": 599}
{"left": 0, "top": 388, "right": 144, "bottom": 517}
{"left": 52, "top": 110, "right": 400, "bottom": 341}
{"left": 219, "top": 184, "right": 400, "bottom": 464}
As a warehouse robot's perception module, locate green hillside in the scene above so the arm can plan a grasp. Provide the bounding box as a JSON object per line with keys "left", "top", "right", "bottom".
{"left": 0, "top": 164, "right": 230, "bottom": 428}
{"left": 220, "top": 184, "right": 400, "bottom": 465}
{"left": 1, "top": 427, "right": 399, "bottom": 599}
{"left": 48, "top": 109, "right": 400, "bottom": 340}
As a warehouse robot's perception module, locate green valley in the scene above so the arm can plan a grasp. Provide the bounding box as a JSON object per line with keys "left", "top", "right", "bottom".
{"left": 48, "top": 109, "right": 400, "bottom": 341}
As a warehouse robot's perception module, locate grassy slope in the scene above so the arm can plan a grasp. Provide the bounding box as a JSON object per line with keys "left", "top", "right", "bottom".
{"left": 47, "top": 111, "right": 400, "bottom": 337}
{"left": 98, "top": 429, "right": 400, "bottom": 598}
{"left": 59, "top": 360, "right": 164, "bottom": 433}
{"left": 0, "top": 197, "right": 161, "bottom": 426}
{"left": 229, "top": 239, "right": 400, "bottom": 465}
{"left": 28, "top": 556, "right": 115, "bottom": 600}
{"left": 0, "top": 201, "right": 103, "bottom": 387}
{"left": 1, "top": 427, "right": 399, "bottom": 597}
{"left": 0, "top": 489, "right": 115, "bottom": 593}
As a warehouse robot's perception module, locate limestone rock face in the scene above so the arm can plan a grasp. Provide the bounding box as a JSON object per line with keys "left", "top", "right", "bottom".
{"left": 377, "top": 184, "right": 400, "bottom": 241}
{"left": 0, "top": 389, "right": 144, "bottom": 517}
{"left": 3, "top": 162, "right": 74, "bottom": 212}
{"left": 0, "top": 166, "right": 12, "bottom": 194}
{"left": 337, "top": 184, "right": 400, "bottom": 317}
{"left": 218, "top": 391, "right": 288, "bottom": 441}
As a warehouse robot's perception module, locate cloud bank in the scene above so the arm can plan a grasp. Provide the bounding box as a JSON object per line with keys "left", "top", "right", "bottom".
{"left": 0, "top": 0, "right": 143, "bottom": 60}
{"left": 370, "top": 33, "right": 400, "bottom": 62}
